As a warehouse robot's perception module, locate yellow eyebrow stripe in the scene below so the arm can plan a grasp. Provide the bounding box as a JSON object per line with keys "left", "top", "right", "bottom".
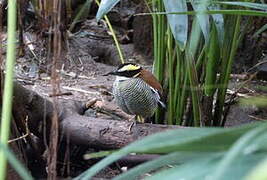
{"left": 118, "top": 64, "right": 140, "bottom": 72}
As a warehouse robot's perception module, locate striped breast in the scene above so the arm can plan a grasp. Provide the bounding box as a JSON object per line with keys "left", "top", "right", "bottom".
{"left": 113, "top": 77, "right": 159, "bottom": 118}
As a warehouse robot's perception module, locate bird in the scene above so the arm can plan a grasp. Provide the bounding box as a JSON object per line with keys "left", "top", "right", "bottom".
{"left": 105, "top": 63, "right": 165, "bottom": 122}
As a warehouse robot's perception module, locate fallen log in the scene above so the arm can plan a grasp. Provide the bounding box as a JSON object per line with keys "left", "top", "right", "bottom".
{"left": 12, "top": 82, "right": 183, "bottom": 150}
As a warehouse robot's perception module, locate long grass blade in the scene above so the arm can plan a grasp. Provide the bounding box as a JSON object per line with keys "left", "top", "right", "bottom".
{"left": 0, "top": 0, "right": 17, "bottom": 178}
{"left": 136, "top": 9, "right": 267, "bottom": 17}
{"left": 0, "top": 143, "right": 33, "bottom": 180}
{"left": 216, "top": 1, "right": 267, "bottom": 11}
{"left": 153, "top": 0, "right": 166, "bottom": 124}
{"left": 204, "top": 24, "right": 219, "bottom": 97}
{"left": 186, "top": 18, "right": 202, "bottom": 126}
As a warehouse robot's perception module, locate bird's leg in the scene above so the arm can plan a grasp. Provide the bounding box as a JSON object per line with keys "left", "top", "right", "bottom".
{"left": 137, "top": 115, "right": 144, "bottom": 123}
{"left": 128, "top": 115, "right": 138, "bottom": 132}
{"left": 128, "top": 115, "right": 145, "bottom": 132}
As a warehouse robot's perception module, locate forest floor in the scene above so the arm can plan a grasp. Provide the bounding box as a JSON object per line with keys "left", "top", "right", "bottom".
{"left": 11, "top": 18, "right": 266, "bottom": 128}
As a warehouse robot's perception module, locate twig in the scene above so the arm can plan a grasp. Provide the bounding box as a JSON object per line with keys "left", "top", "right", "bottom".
{"left": 229, "top": 73, "right": 250, "bottom": 80}
{"left": 85, "top": 98, "right": 98, "bottom": 108}
{"left": 248, "top": 115, "right": 267, "bottom": 121}
{"left": 247, "top": 60, "right": 267, "bottom": 72}
{"left": 226, "top": 89, "right": 250, "bottom": 98}
{"left": 62, "top": 86, "right": 100, "bottom": 95}
{"left": 222, "top": 73, "right": 257, "bottom": 126}
{"left": 49, "top": 92, "right": 73, "bottom": 97}
{"left": 216, "top": 73, "right": 251, "bottom": 80}
{"left": 8, "top": 116, "right": 30, "bottom": 143}
{"left": 57, "top": 69, "right": 94, "bottom": 80}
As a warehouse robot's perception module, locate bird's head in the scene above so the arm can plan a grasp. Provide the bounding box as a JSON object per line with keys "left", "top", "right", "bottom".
{"left": 105, "top": 63, "right": 142, "bottom": 78}
{"left": 105, "top": 62, "right": 165, "bottom": 108}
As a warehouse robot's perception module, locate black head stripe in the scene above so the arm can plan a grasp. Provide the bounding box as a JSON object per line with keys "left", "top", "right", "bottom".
{"left": 116, "top": 63, "right": 142, "bottom": 77}
{"left": 117, "top": 69, "right": 141, "bottom": 77}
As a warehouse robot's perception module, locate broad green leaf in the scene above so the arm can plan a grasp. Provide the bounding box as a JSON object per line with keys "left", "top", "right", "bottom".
{"left": 246, "top": 156, "right": 267, "bottom": 180}
{"left": 145, "top": 153, "right": 220, "bottom": 180}
{"left": 96, "top": 0, "right": 120, "bottom": 21}
{"left": 208, "top": 4, "right": 224, "bottom": 47}
{"left": 245, "top": 133, "right": 267, "bottom": 152}
{"left": 224, "top": 153, "right": 267, "bottom": 180}
{"left": 146, "top": 152, "right": 266, "bottom": 180}
{"left": 190, "top": 0, "right": 210, "bottom": 43}
{"left": 75, "top": 123, "right": 259, "bottom": 179}
{"left": 211, "top": 124, "right": 267, "bottom": 180}
{"left": 163, "top": 0, "right": 188, "bottom": 50}
{"left": 114, "top": 152, "right": 222, "bottom": 180}
{"left": 187, "top": 18, "right": 202, "bottom": 58}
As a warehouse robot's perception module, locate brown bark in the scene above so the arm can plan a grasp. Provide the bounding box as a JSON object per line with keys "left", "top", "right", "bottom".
{"left": 12, "top": 82, "right": 182, "bottom": 151}
{"left": 61, "top": 114, "right": 179, "bottom": 150}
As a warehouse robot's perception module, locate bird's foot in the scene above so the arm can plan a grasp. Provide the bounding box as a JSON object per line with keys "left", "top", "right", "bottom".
{"left": 128, "top": 120, "right": 136, "bottom": 132}
{"left": 128, "top": 115, "right": 138, "bottom": 132}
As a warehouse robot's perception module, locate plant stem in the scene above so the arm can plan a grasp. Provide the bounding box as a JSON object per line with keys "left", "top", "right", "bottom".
{"left": 153, "top": 0, "right": 166, "bottom": 124}
{"left": 167, "top": 27, "right": 174, "bottom": 125}
{"left": 95, "top": 0, "right": 124, "bottom": 63}
{"left": 0, "top": 0, "right": 17, "bottom": 179}
{"left": 214, "top": 15, "right": 241, "bottom": 126}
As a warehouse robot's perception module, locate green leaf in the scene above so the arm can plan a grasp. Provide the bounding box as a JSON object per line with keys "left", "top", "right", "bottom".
{"left": 0, "top": 143, "right": 33, "bottom": 180}
{"left": 96, "top": 0, "right": 120, "bottom": 21}
{"left": 216, "top": 1, "right": 267, "bottom": 11}
{"left": 138, "top": 9, "right": 267, "bottom": 17}
{"left": 190, "top": 0, "right": 210, "bottom": 43}
{"left": 83, "top": 150, "right": 116, "bottom": 160}
{"left": 211, "top": 124, "right": 267, "bottom": 180}
{"left": 145, "top": 153, "right": 221, "bottom": 180}
{"left": 253, "top": 24, "right": 267, "bottom": 37}
{"left": 69, "top": 0, "right": 92, "bottom": 32}
{"left": 146, "top": 152, "right": 266, "bottom": 180}
{"left": 240, "top": 96, "right": 267, "bottom": 107}
{"left": 75, "top": 123, "right": 259, "bottom": 179}
{"left": 187, "top": 18, "right": 202, "bottom": 58}
{"left": 225, "top": 153, "right": 267, "bottom": 180}
{"left": 114, "top": 152, "right": 222, "bottom": 180}
{"left": 163, "top": 0, "right": 188, "bottom": 50}
{"left": 208, "top": 4, "right": 224, "bottom": 47}
{"left": 204, "top": 24, "right": 220, "bottom": 96}
{"left": 246, "top": 156, "right": 267, "bottom": 180}
{"left": 186, "top": 18, "right": 202, "bottom": 126}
